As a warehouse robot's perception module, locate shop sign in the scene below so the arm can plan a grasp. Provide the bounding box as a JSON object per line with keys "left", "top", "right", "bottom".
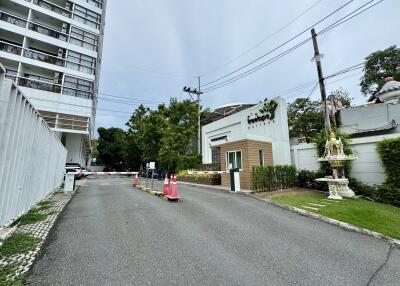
{"left": 247, "top": 100, "right": 278, "bottom": 124}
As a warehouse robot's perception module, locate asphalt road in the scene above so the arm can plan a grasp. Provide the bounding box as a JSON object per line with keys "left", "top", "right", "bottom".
{"left": 27, "top": 177, "right": 399, "bottom": 286}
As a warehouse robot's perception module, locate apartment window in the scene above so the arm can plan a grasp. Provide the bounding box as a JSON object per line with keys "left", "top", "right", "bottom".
{"left": 70, "top": 27, "right": 98, "bottom": 51}
{"left": 227, "top": 150, "right": 242, "bottom": 170}
{"left": 211, "top": 147, "right": 221, "bottom": 164}
{"left": 259, "top": 150, "right": 264, "bottom": 166}
{"left": 85, "top": 0, "right": 103, "bottom": 9}
{"left": 66, "top": 51, "right": 96, "bottom": 74}
{"left": 63, "top": 75, "right": 94, "bottom": 99}
{"left": 73, "top": 5, "right": 101, "bottom": 29}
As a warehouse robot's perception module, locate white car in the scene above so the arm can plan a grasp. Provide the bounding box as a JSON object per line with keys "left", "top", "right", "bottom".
{"left": 65, "top": 167, "right": 84, "bottom": 180}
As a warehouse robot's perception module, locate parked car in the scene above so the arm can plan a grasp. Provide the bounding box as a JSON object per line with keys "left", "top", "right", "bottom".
{"left": 81, "top": 167, "right": 92, "bottom": 177}
{"left": 64, "top": 167, "right": 84, "bottom": 180}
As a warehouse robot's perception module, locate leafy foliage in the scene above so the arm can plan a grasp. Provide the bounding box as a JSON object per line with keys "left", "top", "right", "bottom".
{"left": 296, "top": 170, "right": 325, "bottom": 190}
{"left": 99, "top": 99, "right": 201, "bottom": 172}
{"left": 377, "top": 137, "right": 400, "bottom": 186}
{"left": 328, "top": 88, "right": 353, "bottom": 108}
{"left": 360, "top": 45, "right": 400, "bottom": 102}
{"left": 252, "top": 165, "right": 296, "bottom": 192}
{"left": 287, "top": 98, "right": 324, "bottom": 142}
{"left": 97, "top": 127, "right": 128, "bottom": 170}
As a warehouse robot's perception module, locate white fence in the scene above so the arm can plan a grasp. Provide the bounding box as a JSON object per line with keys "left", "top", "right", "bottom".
{"left": 290, "top": 134, "right": 399, "bottom": 185}
{"left": 0, "top": 64, "right": 67, "bottom": 228}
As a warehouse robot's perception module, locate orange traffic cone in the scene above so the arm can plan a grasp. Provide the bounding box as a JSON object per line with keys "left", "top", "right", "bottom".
{"left": 133, "top": 174, "right": 139, "bottom": 187}
{"left": 166, "top": 175, "right": 180, "bottom": 201}
{"left": 162, "top": 174, "right": 169, "bottom": 196}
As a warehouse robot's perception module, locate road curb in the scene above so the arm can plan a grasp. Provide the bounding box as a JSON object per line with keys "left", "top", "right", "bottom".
{"left": 248, "top": 194, "right": 400, "bottom": 248}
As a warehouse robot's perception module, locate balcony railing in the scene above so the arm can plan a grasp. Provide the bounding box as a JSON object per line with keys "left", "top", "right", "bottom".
{"left": 28, "top": 22, "right": 68, "bottom": 41}
{"left": 18, "top": 75, "right": 62, "bottom": 93}
{"left": 32, "top": 0, "right": 72, "bottom": 18}
{"left": 0, "top": 40, "right": 66, "bottom": 67}
{"left": 0, "top": 10, "right": 27, "bottom": 28}
{"left": 0, "top": 41, "right": 23, "bottom": 56}
{"left": 0, "top": 10, "right": 69, "bottom": 42}
{"left": 23, "top": 48, "right": 65, "bottom": 66}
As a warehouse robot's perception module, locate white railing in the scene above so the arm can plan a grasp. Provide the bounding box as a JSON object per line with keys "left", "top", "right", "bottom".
{"left": 0, "top": 63, "right": 67, "bottom": 228}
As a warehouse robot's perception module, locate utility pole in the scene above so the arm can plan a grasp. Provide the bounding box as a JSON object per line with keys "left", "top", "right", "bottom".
{"left": 182, "top": 81, "right": 203, "bottom": 155}
{"left": 311, "top": 28, "right": 331, "bottom": 133}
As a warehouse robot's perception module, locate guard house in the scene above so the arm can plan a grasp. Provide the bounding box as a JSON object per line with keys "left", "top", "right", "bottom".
{"left": 202, "top": 97, "right": 291, "bottom": 189}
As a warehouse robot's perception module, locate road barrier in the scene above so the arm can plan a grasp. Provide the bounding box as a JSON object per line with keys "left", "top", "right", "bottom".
{"left": 0, "top": 64, "right": 67, "bottom": 228}
{"left": 188, "top": 170, "right": 227, "bottom": 174}
{"left": 87, "top": 172, "right": 139, "bottom": 176}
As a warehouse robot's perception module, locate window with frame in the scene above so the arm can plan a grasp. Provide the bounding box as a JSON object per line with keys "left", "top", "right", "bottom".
{"left": 259, "top": 150, "right": 264, "bottom": 166}
{"left": 70, "top": 27, "right": 98, "bottom": 51}
{"left": 227, "top": 150, "right": 242, "bottom": 170}
{"left": 85, "top": 0, "right": 103, "bottom": 9}
{"left": 73, "top": 5, "right": 101, "bottom": 29}
{"left": 62, "top": 75, "right": 94, "bottom": 99}
{"left": 211, "top": 147, "right": 221, "bottom": 164}
{"left": 66, "top": 51, "right": 96, "bottom": 74}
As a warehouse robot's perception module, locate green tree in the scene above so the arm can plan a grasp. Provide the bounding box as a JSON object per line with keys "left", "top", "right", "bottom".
{"left": 360, "top": 45, "right": 400, "bottom": 102}
{"left": 288, "top": 98, "right": 324, "bottom": 142}
{"left": 97, "top": 127, "right": 128, "bottom": 170}
{"left": 159, "top": 99, "right": 200, "bottom": 171}
{"left": 329, "top": 88, "right": 352, "bottom": 108}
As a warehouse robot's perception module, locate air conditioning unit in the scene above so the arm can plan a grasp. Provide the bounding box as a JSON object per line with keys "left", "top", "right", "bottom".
{"left": 61, "top": 23, "right": 70, "bottom": 34}
{"left": 57, "top": 48, "right": 66, "bottom": 59}
{"left": 54, "top": 72, "right": 62, "bottom": 84}
{"left": 65, "top": 2, "right": 73, "bottom": 11}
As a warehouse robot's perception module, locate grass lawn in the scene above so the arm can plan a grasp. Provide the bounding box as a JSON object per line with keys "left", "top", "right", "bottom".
{"left": 272, "top": 193, "right": 400, "bottom": 240}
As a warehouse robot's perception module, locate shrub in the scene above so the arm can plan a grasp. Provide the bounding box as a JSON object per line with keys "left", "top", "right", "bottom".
{"left": 177, "top": 170, "right": 220, "bottom": 179}
{"left": 348, "top": 178, "right": 400, "bottom": 208}
{"left": 193, "top": 163, "right": 221, "bottom": 171}
{"left": 296, "top": 170, "right": 325, "bottom": 191}
{"left": 252, "top": 165, "right": 296, "bottom": 192}
{"left": 377, "top": 137, "right": 400, "bottom": 186}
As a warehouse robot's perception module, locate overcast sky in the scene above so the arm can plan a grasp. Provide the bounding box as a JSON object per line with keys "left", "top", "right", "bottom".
{"left": 95, "top": 0, "right": 399, "bottom": 132}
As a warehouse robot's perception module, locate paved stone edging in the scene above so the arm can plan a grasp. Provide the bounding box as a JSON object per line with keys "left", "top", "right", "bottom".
{"left": 249, "top": 194, "right": 400, "bottom": 248}
{"left": 0, "top": 189, "right": 75, "bottom": 283}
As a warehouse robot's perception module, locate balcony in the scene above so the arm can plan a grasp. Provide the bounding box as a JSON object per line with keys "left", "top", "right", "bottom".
{"left": 0, "top": 10, "right": 69, "bottom": 42}
{"left": 0, "top": 39, "right": 66, "bottom": 67}
{"left": 17, "top": 74, "right": 62, "bottom": 93}
{"left": 0, "top": 40, "right": 23, "bottom": 56}
{"left": 32, "top": 0, "right": 72, "bottom": 18}
{"left": 0, "top": 10, "right": 27, "bottom": 28}
{"left": 28, "top": 22, "right": 68, "bottom": 41}
{"left": 23, "top": 48, "right": 65, "bottom": 66}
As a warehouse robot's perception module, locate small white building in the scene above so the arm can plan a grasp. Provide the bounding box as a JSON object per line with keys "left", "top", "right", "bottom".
{"left": 202, "top": 96, "right": 291, "bottom": 189}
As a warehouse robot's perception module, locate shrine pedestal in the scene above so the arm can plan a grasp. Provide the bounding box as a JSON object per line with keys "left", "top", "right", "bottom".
{"left": 316, "top": 178, "right": 355, "bottom": 200}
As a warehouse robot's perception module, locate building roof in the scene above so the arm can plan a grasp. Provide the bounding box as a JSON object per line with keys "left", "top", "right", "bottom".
{"left": 202, "top": 103, "right": 255, "bottom": 125}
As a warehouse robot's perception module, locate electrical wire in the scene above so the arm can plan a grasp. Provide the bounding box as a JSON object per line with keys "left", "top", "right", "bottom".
{"left": 201, "top": 0, "right": 382, "bottom": 94}
{"left": 199, "top": 0, "right": 325, "bottom": 77}
{"left": 200, "top": 0, "right": 355, "bottom": 88}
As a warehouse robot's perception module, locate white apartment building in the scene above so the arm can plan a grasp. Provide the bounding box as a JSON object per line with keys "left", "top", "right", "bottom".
{"left": 0, "top": 0, "right": 107, "bottom": 166}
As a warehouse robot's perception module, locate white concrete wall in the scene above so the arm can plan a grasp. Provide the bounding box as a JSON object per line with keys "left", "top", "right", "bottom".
{"left": 0, "top": 66, "right": 67, "bottom": 228}
{"left": 202, "top": 96, "right": 291, "bottom": 165}
{"left": 290, "top": 134, "right": 400, "bottom": 185}
{"left": 65, "top": 133, "right": 84, "bottom": 165}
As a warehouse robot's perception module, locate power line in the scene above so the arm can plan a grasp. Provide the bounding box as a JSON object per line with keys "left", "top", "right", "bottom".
{"left": 199, "top": 0, "right": 324, "bottom": 77}
{"left": 98, "top": 92, "right": 169, "bottom": 104}
{"left": 200, "top": 0, "right": 355, "bottom": 88}
{"left": 201, "top": 0, "right": 382, "bottom": 94}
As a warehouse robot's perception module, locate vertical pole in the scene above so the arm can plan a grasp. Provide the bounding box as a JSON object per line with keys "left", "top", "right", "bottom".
{"left": 197, "top": 76, "right": 201, "bottom": 155}
{"left": 311, "top": 28, "right": 331, "bottom": 133}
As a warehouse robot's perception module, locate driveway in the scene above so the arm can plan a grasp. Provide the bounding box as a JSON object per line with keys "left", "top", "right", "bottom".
{"left": 27, "top": 177, "right": 399, "bottom": 285}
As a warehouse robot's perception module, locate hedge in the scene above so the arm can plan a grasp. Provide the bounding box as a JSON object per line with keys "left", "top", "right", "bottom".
{"left": 252, "top": 165, "right": 296, "bottom": 192}
{"left": 349, "top": 178, "right": 400, "bottom": 207}
{"left": 377, "top": 137, "right": 400, "bottom": 186}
